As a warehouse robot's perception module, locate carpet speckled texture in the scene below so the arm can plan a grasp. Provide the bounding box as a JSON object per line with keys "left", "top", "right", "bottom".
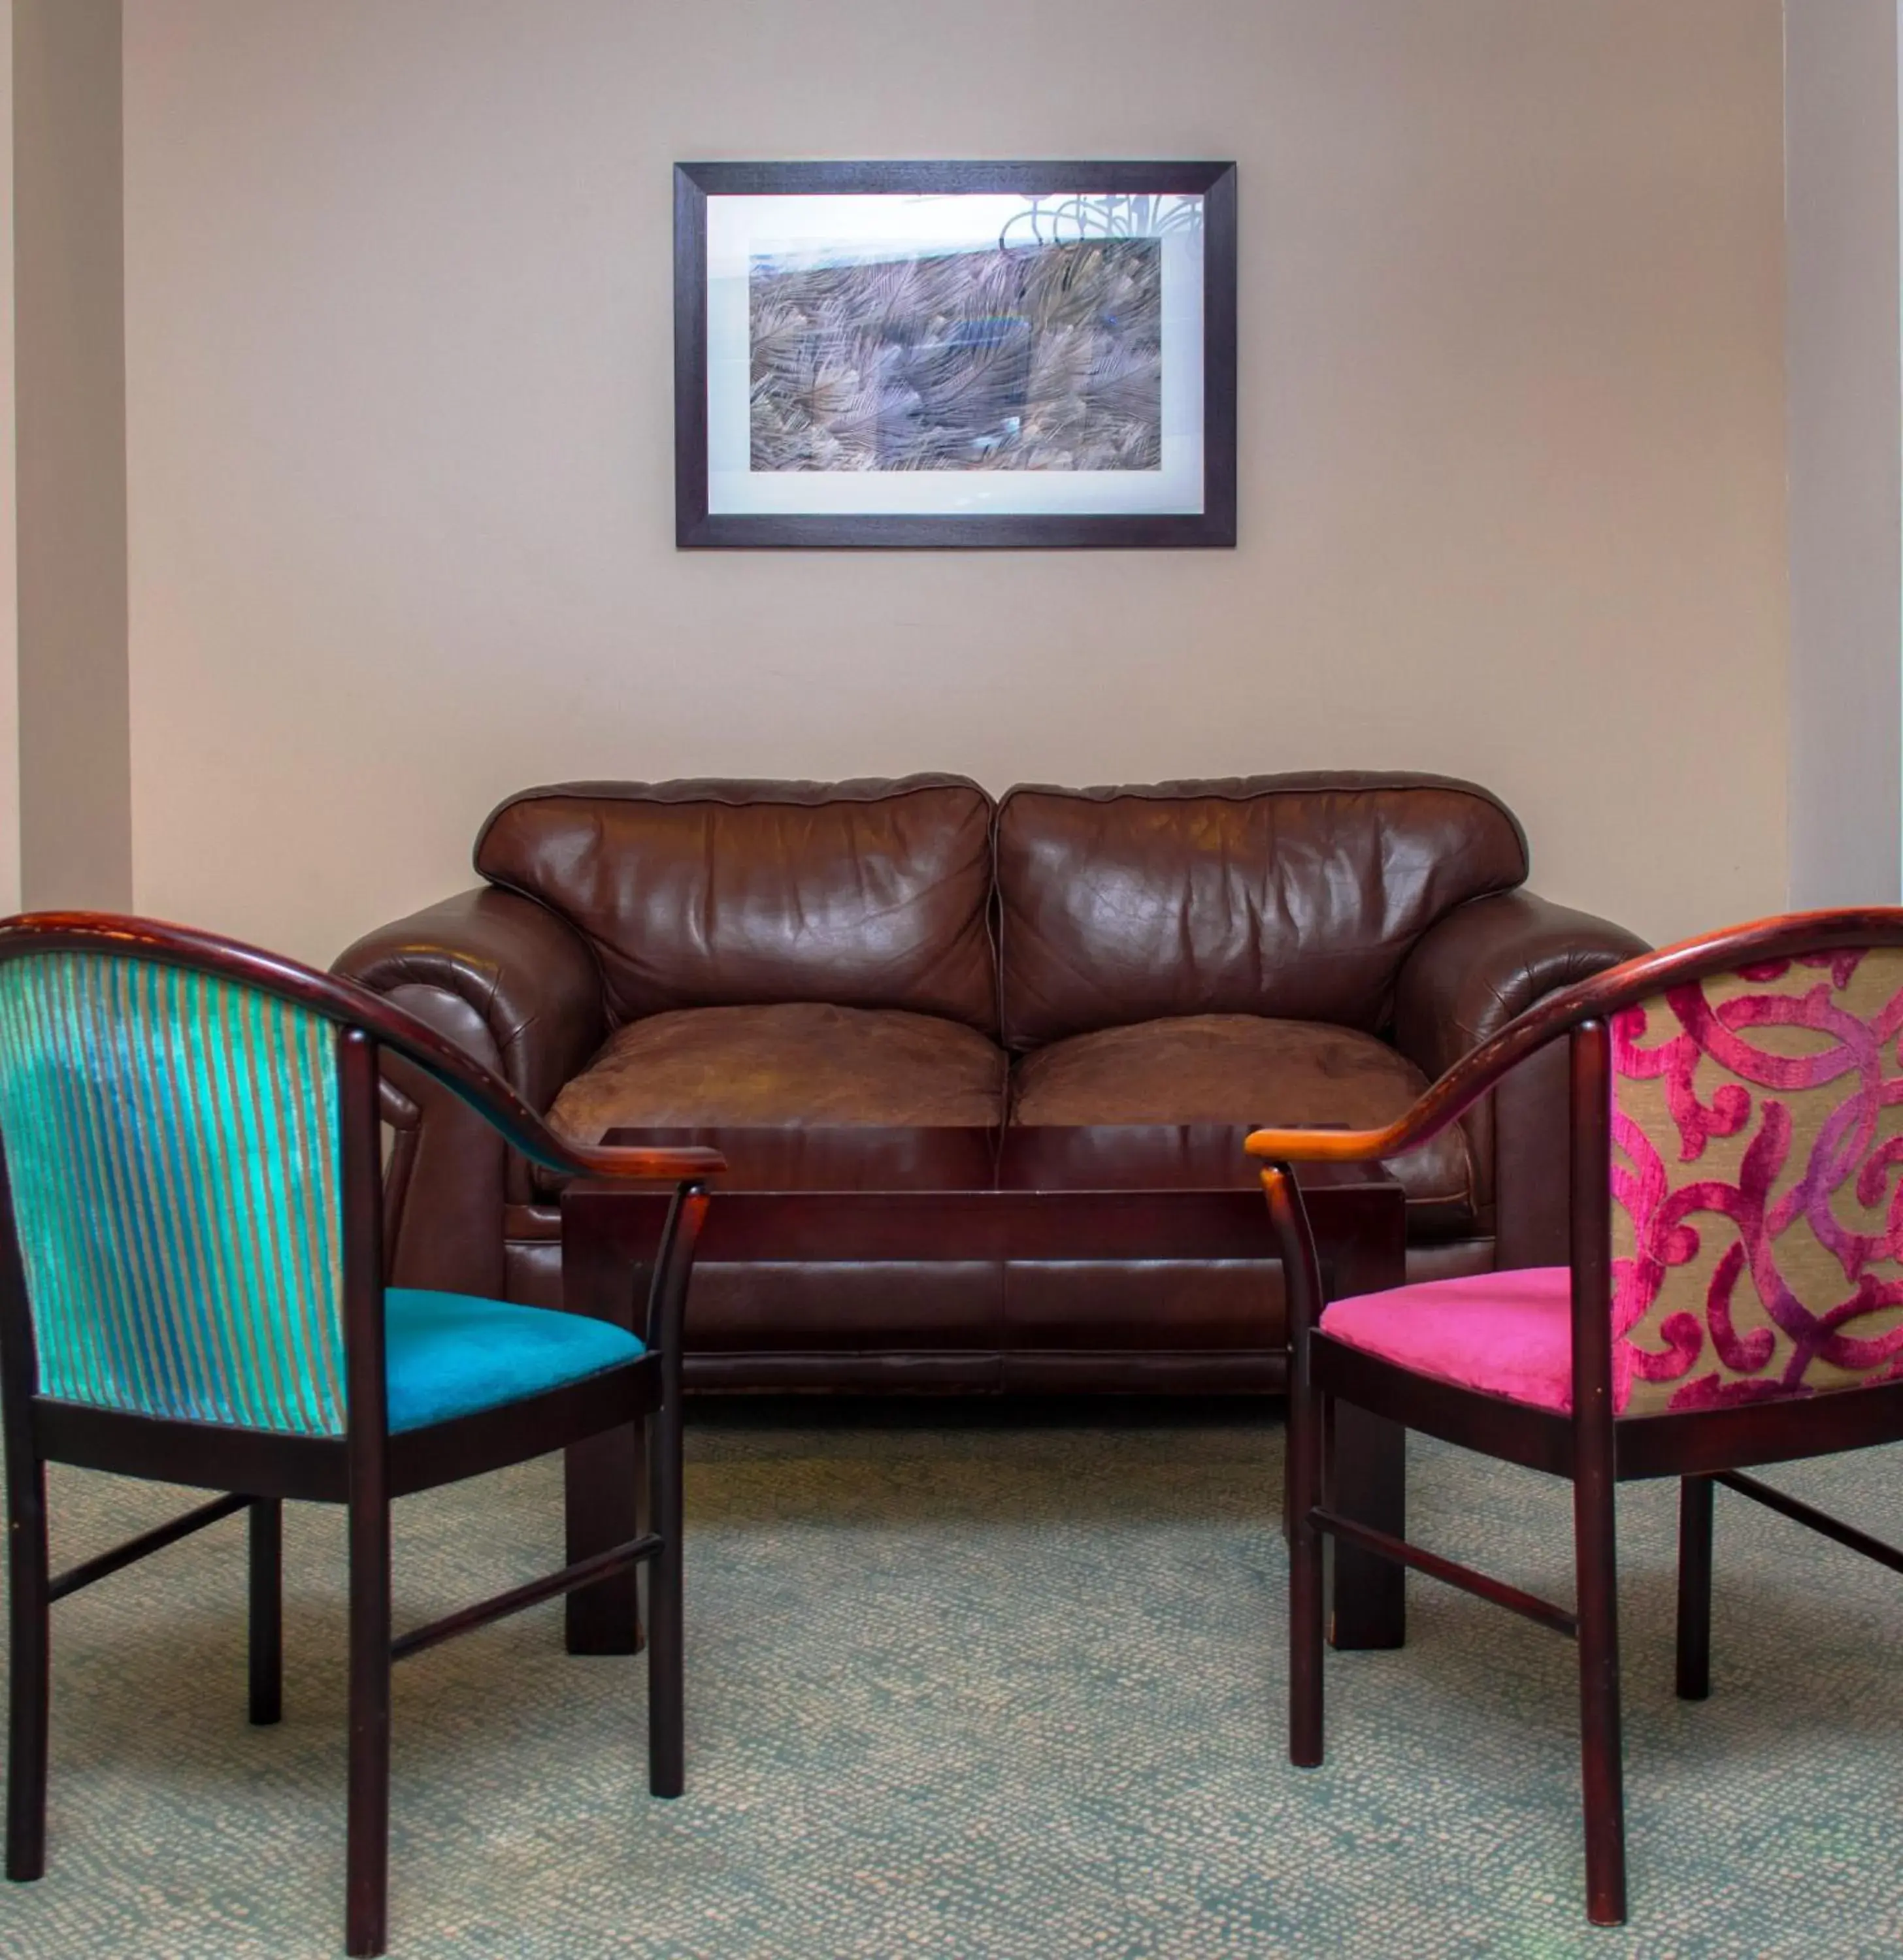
{"left": 3, "top": 1400, "right": 1902, "bottom": 1958}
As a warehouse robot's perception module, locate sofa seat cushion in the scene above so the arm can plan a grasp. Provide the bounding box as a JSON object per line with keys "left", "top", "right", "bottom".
{"left": 1008, "top": 1013, "right": 1474, "bottom": 1228}
{"left": 542, "top": 1003, "right": 1008, "bottom": 1188}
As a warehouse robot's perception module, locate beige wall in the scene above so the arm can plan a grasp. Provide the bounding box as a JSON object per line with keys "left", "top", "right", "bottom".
{"left": 0, "top": 0, "right": 16, "bottom": 917}
{"left": 1785, "top": 0, "right": 1903, "bottom": 907}
{"left": 16, "top": 0, "right": 129, "bottom": 911}
{"left": 123, "top": 0, "right": 1788, "bottom": 966}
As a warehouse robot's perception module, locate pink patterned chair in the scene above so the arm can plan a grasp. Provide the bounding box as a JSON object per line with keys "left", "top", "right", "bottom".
{"left": 1248, "top": 907, "right": 1903, "bottom": 1926}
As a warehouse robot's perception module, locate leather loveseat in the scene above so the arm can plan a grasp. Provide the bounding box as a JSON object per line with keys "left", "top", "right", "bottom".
{"left": 335, "top": 772, "right": 1645, "bottom": 1392}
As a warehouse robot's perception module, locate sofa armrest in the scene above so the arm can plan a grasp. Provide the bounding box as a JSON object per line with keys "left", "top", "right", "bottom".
{"left": 335, "top": 889, "right": 608, "bottom": 1283}
{"left": 1393, "top": 890, "right": 1647, "bottom": 1264}
{"left": 335, "top": 887, "right": 606, "bottom": 1113}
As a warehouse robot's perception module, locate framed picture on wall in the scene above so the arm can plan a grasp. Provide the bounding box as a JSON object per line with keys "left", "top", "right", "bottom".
{"left": 673, "top": 159, "right": 1237, "bottom": 548}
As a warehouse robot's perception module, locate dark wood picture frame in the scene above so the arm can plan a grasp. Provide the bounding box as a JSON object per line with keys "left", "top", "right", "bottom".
{"left": 673, "top": 159, "right": 1238, "bottom": 549}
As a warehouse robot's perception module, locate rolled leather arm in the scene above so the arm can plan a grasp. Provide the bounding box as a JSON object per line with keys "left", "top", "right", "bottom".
{"left": 334, "top": 888, "right": 607, "bottom": 1292}
{"left": 334, "top": 887, "right": 605, "bottom": 1113}
{"left": 1393, "top": 890, "right": 1647, "bottom": 1266}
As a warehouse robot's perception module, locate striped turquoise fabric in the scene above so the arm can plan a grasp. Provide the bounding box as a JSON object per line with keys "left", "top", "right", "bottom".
{"left": 0, "top": 952, "right": 347, "bottom": 1434}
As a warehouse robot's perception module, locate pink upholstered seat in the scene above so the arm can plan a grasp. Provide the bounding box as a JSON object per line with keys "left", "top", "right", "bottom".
{"left": 1320, "top": 1267, "right": 1574, "bottom": 1413}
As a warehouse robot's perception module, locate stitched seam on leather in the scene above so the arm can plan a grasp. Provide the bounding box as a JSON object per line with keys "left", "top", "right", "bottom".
{"left": 473, "top": 775, "right": 993, "bottom": 866}
{"left": 995, "top": 775, "right": 1529, "bottom": 882}
{"left": 990, "top": 792, "right": 1009, "bottom": 1043}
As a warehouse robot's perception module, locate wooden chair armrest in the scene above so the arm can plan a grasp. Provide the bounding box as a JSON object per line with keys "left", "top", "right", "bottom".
{"left": 1246, "top": 962, "right": 1615, "bottom": 1167}
{"left": 1245, "top": 1032, "right": 1544, "bottom": 1166}
{"left": 1246, "top": 1121, "right": 1404, "bottom": 1165}
{"left": 566, "top": 1141, "right": 726, "bottom": 1182}
{"left": 392, "top": 1043, "right": 724, "bottom": 1185}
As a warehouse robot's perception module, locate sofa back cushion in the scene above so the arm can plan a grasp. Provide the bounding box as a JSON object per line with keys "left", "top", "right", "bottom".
{"left": 995, "top": 774, "right": 1528, "bottom": 1049}
{"left": 476, "top": 776, "right": 999, "bottom": 1033}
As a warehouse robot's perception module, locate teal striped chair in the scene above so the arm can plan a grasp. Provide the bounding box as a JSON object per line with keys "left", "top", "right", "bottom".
{"left": 0, "top": 913, "right": 722, "bottom": 1956}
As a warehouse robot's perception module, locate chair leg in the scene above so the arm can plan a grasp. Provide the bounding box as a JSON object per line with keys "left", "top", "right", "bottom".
{"left": 344, "top": 1493, "right": 392, "bottom": 1957}
{"left": 5, "top": 1456, "right": 50, "bottom": 1883}
{"left": 1287, "top": 1377, "right": 1327, "bottom": 1769}
{"left": 646, "top": 1399, "right": 685, "bottom": 1800}
{"left": 249, "top": 1498, "right": 283, "bottom": 1726}
{"left": 1674, "top": 1475, "right": 1714, "bottom": 1701}
{"left": 1573, "top": 1466, "right": 1627, "bottom": 1926}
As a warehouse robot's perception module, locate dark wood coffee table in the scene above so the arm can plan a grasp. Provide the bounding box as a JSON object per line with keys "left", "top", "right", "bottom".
{"left": 559, "top": 1123, "right": 1409, "bottom": 1657}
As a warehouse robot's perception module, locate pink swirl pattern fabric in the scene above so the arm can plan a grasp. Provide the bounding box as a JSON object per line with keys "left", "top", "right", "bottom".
{"left": 1612, "top": 949, "right": 1903, "bottom": 1416}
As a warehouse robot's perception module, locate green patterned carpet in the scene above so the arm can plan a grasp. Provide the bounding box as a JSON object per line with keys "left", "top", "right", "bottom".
{"left": 3, "top": 1399, "right": 1902, "bottom": 1957}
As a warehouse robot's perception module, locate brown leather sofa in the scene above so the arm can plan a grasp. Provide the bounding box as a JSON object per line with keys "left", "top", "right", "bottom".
{"left": 335, "top": 772, "right": 1646, "bottom": 1392}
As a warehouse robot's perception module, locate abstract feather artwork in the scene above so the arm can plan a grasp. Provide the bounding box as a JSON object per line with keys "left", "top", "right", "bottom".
{"left": 748, "top": 239, "right": 1164, "bottom": 474}
{"left": 675, "top": 160, "right": 1237, "bottom": 546}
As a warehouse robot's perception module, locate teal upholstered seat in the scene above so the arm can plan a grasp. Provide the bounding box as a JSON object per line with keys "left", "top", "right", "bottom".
{"left": 384, "top": 1290, "right": 644, "bottom": 1432}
